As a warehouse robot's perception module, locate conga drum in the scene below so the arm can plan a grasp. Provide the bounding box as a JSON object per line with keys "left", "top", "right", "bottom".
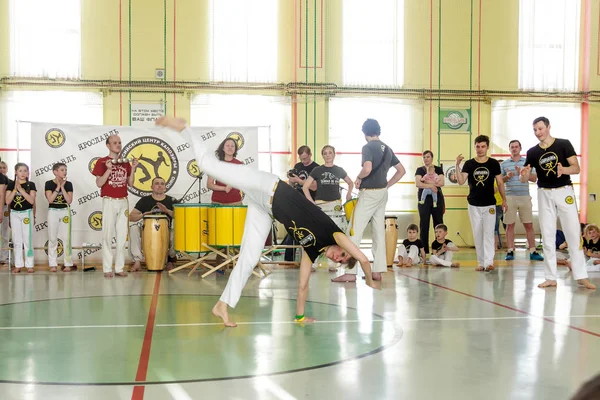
{"left": 385, "top": 216, "right": 398, "bottom": 267}
{"left": 143, "top": 214, "right": 169, "bottom": 271}
{"left": 173, "top": 203, "right": 212, "bottom": 253}
{"left": 343, "top": 198, "right": 358, "bottom": 235}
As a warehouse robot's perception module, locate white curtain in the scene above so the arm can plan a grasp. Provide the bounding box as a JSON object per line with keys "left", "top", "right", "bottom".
{"left": 0, "top": 91, "right": 103, "bottom": 170}
{"left": 9, "top": 0, "right": 81, "bottom": 79}
{"left": 518, "top": 0, "right": 580, "bottom": 91}
{"left": 209, "top": 0, "right": 278, "bottom": 83}
{"left": 328, "top": 97, "right": 423, "bottom": 212}
{"left": 342, "top": 0, "right": 404, "bottom": 87}
{"left": 190, "top": 94, "right": 291, "bottom": 178}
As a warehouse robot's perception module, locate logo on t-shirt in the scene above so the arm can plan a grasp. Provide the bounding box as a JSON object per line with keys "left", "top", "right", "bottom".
{"left": 88, "top": 211, "right": 103, "bottom": 231}
{"left": 539, "top": 152, "right": 558, "bottom": 176}
{"left": 473, "top": 167, "right": 490, "bottom": 186}
{"left": 44, "top": 239, "right": 64, "bottom": 258}
{"left": 289, "top": 220, "right": 316, "bottom": 247}
{"left": 226, "top": 132, "right": 245, "bottom": 150}
{"left": 319, "top": 171, "right": 339, "bottom": 186}
{"left": 45, "top": 128, "right": 66, "bottom": 149}
{"left": 121, "top": 136, "right": 180, "bottom": 197}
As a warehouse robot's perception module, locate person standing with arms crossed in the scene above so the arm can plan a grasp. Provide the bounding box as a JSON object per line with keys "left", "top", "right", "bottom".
{"left": 45, "top": 163, "right": 74, "bottom": 272}
{"left": 333, "top": 118, "right": 405, "bottom": 282}
{"left": 519, "top": 117, "right": 595, "bottom": 289}
{"left": 456, "top": 135, "right": 507, "bottom": 272}
{"left": 92, "top": 135, "right": 139, "bottom": 278}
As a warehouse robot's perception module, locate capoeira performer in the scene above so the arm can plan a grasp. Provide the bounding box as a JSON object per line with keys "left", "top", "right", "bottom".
{"left": 333, "top": 118, "right": 406, "bottom": 282}
{"left": 520, "top": 116, "right": 595, "bottom": 289}
{"left": 456, "top": 135, "right": 506, "bottom": 271}
{"left": 92, "top": 135, "right": 139, "bottom": 278}
{"left": 0, "top": 161, "right": 8, "bottom": 265}
{"left": 155, "top": 116, "right": 379, "bottom": 327}
{"left": 6, "top": 163, "right": 36, "bottom": 273}
{"left": 44, "top": 163, "right": 74, "bottom": 272}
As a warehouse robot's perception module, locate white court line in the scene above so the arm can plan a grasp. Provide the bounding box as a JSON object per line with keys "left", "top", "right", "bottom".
{"left": 156, "top": 320, "right": 387, "bottom": 327}
{"left": 0, "top": 324, "right": 144, "bottom": 330}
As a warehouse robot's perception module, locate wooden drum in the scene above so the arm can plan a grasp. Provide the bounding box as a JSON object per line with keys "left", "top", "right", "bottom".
{"left": 173, "top": 203, "right": 212, "bottom": 253}
{"left": 384, "top": 216, "right": 398, "bottom": 267}
{"left": 143, "top": 214, "right": 169, "bottom": 271}
{"left": 208, "top": 205, "right": 248, "bottom": 247}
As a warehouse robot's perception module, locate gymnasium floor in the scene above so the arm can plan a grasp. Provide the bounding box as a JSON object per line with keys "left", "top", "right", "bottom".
{"left": 0, "top": 249, "right": 598, "bottom": 400}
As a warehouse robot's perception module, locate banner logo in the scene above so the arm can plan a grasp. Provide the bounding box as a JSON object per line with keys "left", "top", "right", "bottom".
{"left": 45, "top": 129, "right": 66, "bottom": 148}
{"left": 88, "top": 211, "right": 103, "bottom": 231}
{"left": 44, "top": 239, "right": 64, "bottom": 257}
{"left": 227, "top": 132, "right": 245, "bottom": 150}
{"left": 122, "top": 136, "right": 179, "bottom": 197}
{"left": 88, "top": 157, "right": 100, "bottom": 174}
{"left": 186, "top": 160, "right": 201, "bottom": 178}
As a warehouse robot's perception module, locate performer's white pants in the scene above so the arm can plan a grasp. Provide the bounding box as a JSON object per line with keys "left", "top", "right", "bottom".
{"left": 345, "top": 188, "right": 388, "bottom": 274}
{"left": 397, "top": 244, "right": 420, "bottom": 264}
{"left": 538, "top": 186, "right": 588, "bottom": 281}
{"left": 0, "top": 205, "right": 10, "bottom": 262}
{"left": 47, "top": 208, "right": 73, "bottom": 267}
{"left": 129, "top": 220, "right": 175, "bottom": 262}
{"left": 10, "top": 209, "right": 33, "bottom": 268}
{"left": 468, "top": 204, "right": 496, "bottom": 267}
{"left": 429, "top": 243, "right": 457, "bottom": 267}
{"left": 181, "top": 127, "right": 279, "bottom": 308}
{"left": 101, "top": 197, "right": 129, "bottom": 273}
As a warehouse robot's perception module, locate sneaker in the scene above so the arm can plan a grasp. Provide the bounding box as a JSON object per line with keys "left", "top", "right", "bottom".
{"left": 505, "top": 251, "right": 514, "bottom": 261}
{"left": 530, "top": 251, "right": 544, "bottom": 261}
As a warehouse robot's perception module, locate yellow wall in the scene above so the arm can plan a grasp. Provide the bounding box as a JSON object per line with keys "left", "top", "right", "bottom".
{"left": 0, "top": 0, "right": 598, "bottom": 244}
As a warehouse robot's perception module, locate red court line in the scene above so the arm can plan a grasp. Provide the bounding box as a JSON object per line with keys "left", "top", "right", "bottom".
{"left": 398, "top": 272, "right": 600, "bottom": 338}
{"left": 131, "top": 272, "right": 162, "bottom": 400}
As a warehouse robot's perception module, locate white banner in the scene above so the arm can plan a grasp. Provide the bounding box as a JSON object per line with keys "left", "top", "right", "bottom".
{"left": 131, "top": 103, "right": 165, "bottom": 127}
{"left": 30, "top": 123, "right": 258, "bottom": 263}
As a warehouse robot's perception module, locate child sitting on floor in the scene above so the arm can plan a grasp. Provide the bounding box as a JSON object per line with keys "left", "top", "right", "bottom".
{"left": 583, "top": 224, "right": 600, "bottom": 272}
{"left": 397, "top": 224, "right": 426, "bottom": 267}
{"left": 429, "top": 224, "right": 460, "bottom": 268}
{"left": 419, "top": 165, "right": 440, "bottom": 207}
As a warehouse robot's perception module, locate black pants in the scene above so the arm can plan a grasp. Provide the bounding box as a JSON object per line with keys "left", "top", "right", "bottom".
{"left": 283, "top": 233, "right": 297, "bottom": 261}
{"left": 418, "top": 195, "right": 444, "bottom": 254}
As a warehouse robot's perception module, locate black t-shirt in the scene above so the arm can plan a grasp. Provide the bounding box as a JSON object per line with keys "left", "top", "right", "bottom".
{"left": 402, "top": 238, "right": 424, "bottom": 249}
{"left": 272, "top": 180, "right": 343, "bottom": 262}
{"left": 45, "top": 180, "right": 74, "bottom": 209}
{"left": 134, "top": 195, "right": 177, "bottom": 218}
{"left": 584, "top": 238, "right": 600, "bottom": 254}
{"left": 293, "top": 161, "right": 319, "bottom": 198}
{"left": 361, "top": 141, "right": 400, "bottom": 189}
{"left": 524, "top": 138, "right": 577, "bottom": 189}
{"left": 431, "top": 238, "right": 453, "bottom": 256}
{"left": 461, "top": 157, "right": 501, "bottom": 206}
{"left": 0, "top": 174, "right": 8, "bottom": 186}
{"left": 310, "top": 165, "right": 348, "bottom": 201}
{"left": 414, "top": 166, "right": 444, "bottom": 201}
{"left": 7, "top": 181, "right": 36, "bottom": 211}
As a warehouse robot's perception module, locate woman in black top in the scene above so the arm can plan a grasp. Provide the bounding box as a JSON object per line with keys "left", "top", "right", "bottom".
{"left": 415, "top": 150, "right": 445, "bottom": 253}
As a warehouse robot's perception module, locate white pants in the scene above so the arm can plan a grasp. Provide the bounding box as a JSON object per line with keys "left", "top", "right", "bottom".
{"left": 0, "top": 205, "right": 10, "bottom": 262}
{"left": 10, "top": 209, "right": 34, "bottom": 268}
{"left": 129, "top": 220, "right": 175, "bottom": 262}
{"left": 429, "top": 243, "right": 457, "bottom": 267}
{"left": 181, "top": 127, "right": 279, "bottom": 308}
{"left": 397, "top": 244, "right": 420, "bottom": 264}
{"left": 47, "top": 207, "right": 73, "bottom": 267}
{"left": 345, "top": 188, "right": 388, "bottom": 274}
{"left": 102, "top": 197, "right": 129, "bottom": 273}
{"left": 538, "top": 186, "right": 588, "bottom": 281}
{"left": 468, "top": 204, "right": 496, "bottom": 267}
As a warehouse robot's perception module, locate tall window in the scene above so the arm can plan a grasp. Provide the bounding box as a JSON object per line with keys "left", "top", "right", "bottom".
{"left": 9, "top": 0, "right": 81, "bottom": 79}
{"left": 342, "top": 0, "right": 404, "bottom": 87}
{"left": 329, "top": 97, "right": 423, "bottom": 212}
{"left": 0, "top": 91, "right": 103, "bottom": 170}
{"left": 209, "top": 0, "right": 278, "bottom": 82}
{"left": 518, "top": 0, "right": 580, "bottom": 91}
{"left": 190, "top": 94, "right": 291, "bottom": 178}
{"left": 491, "top": 100, "right": 582, "bottom": 210}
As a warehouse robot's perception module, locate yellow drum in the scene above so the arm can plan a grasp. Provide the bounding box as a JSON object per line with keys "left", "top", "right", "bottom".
{"left": 173, "top": 203, "right": 212, "bottom": 253}
{"left": 143, "top": 214, "right": 169, "bottom": 271}
{"left": 208, "top": 205, "right": 248, "bottom": 247}
{"left": 385, "top": 216, "right": 398, "bottom": 267}
{"left": 343, "top": 198, "right": 358, "bottom": 235}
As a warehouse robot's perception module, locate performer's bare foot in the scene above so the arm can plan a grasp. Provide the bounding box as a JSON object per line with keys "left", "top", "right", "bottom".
{"left": 294, "top": 316, "right": 316, "bottom": 323}
{"left": 49, "top": 267, "right": 57, "bottom": 273}
{"left": 115, "top": 272, "right": 128, "bottom": 277}
{"left": 212, "top": 301, "right": 237, "bottom": 327}
{"left": 372, "top": 272, "right": 382, "bottom": 281}
{"left": 12, "top": 267, "right": 21, "bottom": 273}
{"left": 397, "top": 256, "right": 405, "bottom": 265}
{"left": 104, "top": 272, "right": 114, "bottom": 278}
{"left": 485, "top": 265, "right": 495, "bottom": 272}
{"left": 130, "top": 261, "right": 142, "bottom": 272}
{"left": 450, "top": 262, "right": 460, "bottom": 268}
{"left": 538, "top": 280, "right": 557, "bottom": 288}
{"left": 331, "top": 274, "right": 357, "bottom": 282}
{"left": 577, "top": 279, "right": 596, "bottom": 290}
{"left": 27, "top": 268, "right": 34, "bottom": 273}
{"left": 475, "top": 266, "right": 484, "bottom": 271}
{"left": 63, "top": 266, "right": 72, "bottom": 272}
